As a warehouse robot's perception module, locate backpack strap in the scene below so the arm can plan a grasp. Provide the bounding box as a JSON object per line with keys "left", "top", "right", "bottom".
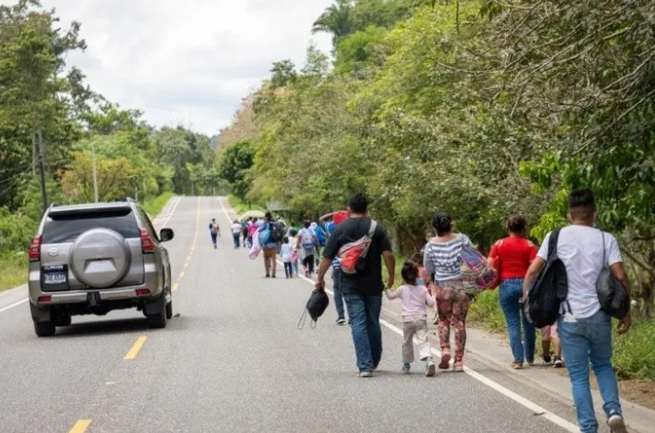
{"left": 547, "top": 229, "right": 561, "bottom": 261}
{"left": 360, "top": 220, "right": 378, "bottom": 259}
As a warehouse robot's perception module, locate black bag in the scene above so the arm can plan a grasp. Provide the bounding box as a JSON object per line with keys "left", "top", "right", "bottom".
{"left": 524, "top": 229, "right": 569, "bottom": 328}
{"left": 269, "top": 221, "right": 285, "bottom": 243}
{"left": 297, "top": 289, "right": 330, "bottom": 329}
{"left": 597, "top": 232, "right": 630, "bottom": 319}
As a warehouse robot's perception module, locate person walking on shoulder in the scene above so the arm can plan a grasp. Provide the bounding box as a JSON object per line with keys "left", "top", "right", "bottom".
{"left": 281, "top": 237, "right": 294, "bottom": 279}
{"left": 321, "top": 211, "right": 349, "bottom": 325}
{"left": 297, "top": 221, "right": 319, "bottom": 277}
{"left": 231, "top": 219, "right": 242, "bottom": 249}
{"left": 259, "top": 212, "right": 279, "bottom": 278}
{"left": 423, "top": 212, "right": 472, "bottom": 373}
{"left": 488, "top": 215, "right": 538, "bottom": 369}
{"left": 316, "top": 194, "right": 395, "bottom": 378}
{"left": 386, "top": 261, "right": 436, "bottom": 377}
{"left": 524, "top": 189, "right": 631, "bottom": 433}
{"left": 209, "top": 218, "right": 220, "bottom": 249}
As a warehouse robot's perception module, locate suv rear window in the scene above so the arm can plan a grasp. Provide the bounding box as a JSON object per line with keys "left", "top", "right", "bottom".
{"left": 42, "top": 210, "right": 140, "bottom": 244}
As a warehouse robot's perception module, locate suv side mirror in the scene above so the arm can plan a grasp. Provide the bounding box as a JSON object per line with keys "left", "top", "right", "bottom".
{"left": 160, "top": 228, "right": 174, "bottom": 242}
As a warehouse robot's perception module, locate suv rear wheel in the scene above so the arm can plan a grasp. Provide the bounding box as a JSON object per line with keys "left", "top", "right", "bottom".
{"left": 34, "top": 320, "right": 56, "bottom": 337}
{"left": 166, "top": 299, "right": 173, "bottom": 320}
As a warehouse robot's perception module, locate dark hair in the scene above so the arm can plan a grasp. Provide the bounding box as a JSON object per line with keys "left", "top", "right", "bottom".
{"left": 431, "top": 212, "right": 452, "bottom": 236}
{"left": 289, "top": 228, "right": 298, "bottom": 237}
{"left": 348, "top": 194, "right": 368, "bottom": 214}
{"left": 303, "top": 220, "right": 311, "bottom": 229}
{"left": 568, "top": 188, "right": 596, "bottom": 219}
{"left": 507, "top": 215, "right": 527, "bottom": 235}
{"left": 283, "top": 236, "right": 289, "bottom": 244}
{"left": 401, "top": 261, "right": 419, "bottom": 285}
{"left": 265, "top": 211, "right": 273, "bottom": 221}
{"left": 410, "top": 252, "right": 424, "bottom": 265}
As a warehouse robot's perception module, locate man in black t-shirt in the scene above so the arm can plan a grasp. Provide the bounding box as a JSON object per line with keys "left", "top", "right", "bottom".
{"left": 316, "top": 194, "right": 395, "bottom": 377}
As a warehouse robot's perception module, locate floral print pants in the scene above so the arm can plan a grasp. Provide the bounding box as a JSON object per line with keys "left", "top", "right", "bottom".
{"left": 434, "top": 279, "right": 470, "bottom": 362}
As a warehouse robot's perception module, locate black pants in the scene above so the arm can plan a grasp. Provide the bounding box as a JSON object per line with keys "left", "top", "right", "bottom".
{"left": 284, "top": 262, "right": 293, "bottom": 278}
{"left": 303, "top": 255, "right": 315, "bottom": 275}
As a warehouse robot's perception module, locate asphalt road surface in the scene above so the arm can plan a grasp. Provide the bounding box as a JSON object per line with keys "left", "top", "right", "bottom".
{"left": 0, "top": 196, "right": 601, "bottom": 433}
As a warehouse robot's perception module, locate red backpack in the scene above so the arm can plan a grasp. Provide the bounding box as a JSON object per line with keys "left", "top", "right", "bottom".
{"left": 337, "top": 220, "right": 377, "bottom": 274}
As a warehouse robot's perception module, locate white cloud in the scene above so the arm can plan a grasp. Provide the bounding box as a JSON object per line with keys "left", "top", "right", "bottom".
{"left": 4, "top": 0, "right": 333, "bottom": 135}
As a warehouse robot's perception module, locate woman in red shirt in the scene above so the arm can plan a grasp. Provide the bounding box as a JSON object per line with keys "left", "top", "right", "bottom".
{"left": 489, "top": 215, "right": 538, "bottom": 369}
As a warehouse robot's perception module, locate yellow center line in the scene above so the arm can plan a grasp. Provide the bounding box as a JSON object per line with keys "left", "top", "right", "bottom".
{"left": 124, "top": 335, "right": 148, "bottom": 360}
{"left": 172, "top": 282, "right": 179, "bottom": 292}
{"left": 68, "top": 419, "right": 92, "bottom": 433}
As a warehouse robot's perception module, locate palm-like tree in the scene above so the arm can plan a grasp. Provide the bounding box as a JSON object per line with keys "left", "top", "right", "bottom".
{"left": 311, "top": 0, "right": 354, "bottom": 46}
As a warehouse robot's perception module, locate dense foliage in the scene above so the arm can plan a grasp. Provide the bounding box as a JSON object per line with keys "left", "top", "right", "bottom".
{"left": 0, "top": 1, "right": 215, "bottom": 255}
{"left": 219, "top": 0, "right": 655, "bottom": 316}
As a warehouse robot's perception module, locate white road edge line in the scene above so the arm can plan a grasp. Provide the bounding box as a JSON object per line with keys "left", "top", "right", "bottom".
{"left": 217, "top": 196, "right": 578, "bottom": 432}
{"left": 158, "top": 196, "right": 182, "bottom": 229}
{"left": 0, "top": 196, "right": 183, "bottom": 315}
{"left": 0, "top": 298, "right": 28, "bottom": 314}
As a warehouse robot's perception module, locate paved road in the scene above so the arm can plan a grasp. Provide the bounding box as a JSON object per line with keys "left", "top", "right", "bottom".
{"left": 0, "top": 196, "right": 609, "bottom": 433}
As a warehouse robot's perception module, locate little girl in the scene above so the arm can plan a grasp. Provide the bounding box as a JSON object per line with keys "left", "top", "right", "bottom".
{"left": 412, "top": 252, "right": 438, "bottom": 325}
{"left": 280, "top": 237, "right": 294, "bottom": 279}
{"left": 386, "top": 261, "right": 436, "bottom": 376}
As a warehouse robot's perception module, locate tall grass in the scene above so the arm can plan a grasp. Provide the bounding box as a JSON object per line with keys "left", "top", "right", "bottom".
{"left": 141, "top": 192, "right": 175, "bottom": 217}
{"left": 0, "top": 253, "right": 27, "bottom": 292}
{"left": 227, "top": 195, "right": 265, "bottom": 215}
{"left": 613, "top": 319, "right": 655, "bottom": 381}
{"left": 468, "top": 289, "right": 507, "bottom": 333}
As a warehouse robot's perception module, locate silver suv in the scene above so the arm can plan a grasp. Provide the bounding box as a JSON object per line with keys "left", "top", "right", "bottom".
{"left": 28, "top": 199, "right": 174, "bottom": 337}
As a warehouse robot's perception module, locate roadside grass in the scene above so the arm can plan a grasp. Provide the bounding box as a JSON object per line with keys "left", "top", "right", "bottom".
{"left": 0, "top": 253, "right": 27, "bottom": 292}
{"left": 227, "top": 194, "right": 265, "bottom": 215}
{"left": 614, "top": 318, "right": 655, "bottom": 381}
{"left": 468, "top": 289, "right": 507, "bottom": 333}
{"left": 141, "top": 192, "right": 175, "bottom": 217}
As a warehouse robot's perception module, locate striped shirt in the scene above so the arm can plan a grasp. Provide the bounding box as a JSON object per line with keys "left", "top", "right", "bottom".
{"left": 423, "top": 234, "right": 473, "bottom": 282}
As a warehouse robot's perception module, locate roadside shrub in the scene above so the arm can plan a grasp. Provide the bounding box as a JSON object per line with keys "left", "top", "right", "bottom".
{"left": 0, "top": 208, "right": 36, "bottom": 254}
{"left": 468, "top": 289, "right": 506, "bottom": 333}
{"left": 613, "top": 319, "right": 655, "bottom": 381}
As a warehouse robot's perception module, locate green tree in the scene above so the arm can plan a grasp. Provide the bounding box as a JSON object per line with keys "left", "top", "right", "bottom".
{"left": 218, "top": 140, "right": 255, "bottom": 200}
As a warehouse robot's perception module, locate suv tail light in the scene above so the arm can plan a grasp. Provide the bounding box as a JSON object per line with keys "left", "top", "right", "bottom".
{"left": 140, "top": 229, "right": 155, "bottom": 253}
{"left": 29, "top": 236, "right": 42, "bottom": 261}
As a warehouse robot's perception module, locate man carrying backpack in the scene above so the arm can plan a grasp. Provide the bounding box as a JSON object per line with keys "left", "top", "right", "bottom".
{"left": 208, "top": 218, "right": 221, "bottom": 249}
{"left": 259, "top": 211, "right": 284, "bottom": 278}
{"left": 523, "top": 189, "right": 631, "bottom": 433}
{"left": 316, "top": 194, "right": 395, "bottom": 377}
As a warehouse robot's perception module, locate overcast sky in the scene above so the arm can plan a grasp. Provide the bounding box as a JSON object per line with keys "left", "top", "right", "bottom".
{"left": 8, "top": 0, "right": 333, "bottom": 136}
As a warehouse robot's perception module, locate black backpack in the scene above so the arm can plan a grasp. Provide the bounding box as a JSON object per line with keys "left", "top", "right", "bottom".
{"left": 269, "top": 221, "right": 285, "bottom": 243}
{"left": 297, "top": 289, "right": 330, "bottom": 329}
{"left": 597, "top": 232, "right": 630, "bottom": 319}
{"left": 524, "top": 229, "right": 569, "bottom": 328}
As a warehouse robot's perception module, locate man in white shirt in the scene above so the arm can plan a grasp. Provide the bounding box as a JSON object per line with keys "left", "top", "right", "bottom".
{"left": 524, "top": 189, "right": 631, "bottom": 433}
{"left": 230, "top": 220, "right": 242, "bottom": 249}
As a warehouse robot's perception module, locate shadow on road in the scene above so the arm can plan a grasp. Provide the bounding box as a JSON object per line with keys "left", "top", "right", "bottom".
{"left": 56, "top": 318, "right": 150, "bottom": 338}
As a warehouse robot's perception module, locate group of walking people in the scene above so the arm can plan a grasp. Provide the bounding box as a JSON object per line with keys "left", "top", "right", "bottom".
{"left": 311, "top": 190, "right": 631, "bottom": 433}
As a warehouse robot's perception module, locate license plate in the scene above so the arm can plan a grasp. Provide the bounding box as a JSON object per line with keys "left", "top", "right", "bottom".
{"left": 44, "top": 272, "right": 67, "bottom": 284}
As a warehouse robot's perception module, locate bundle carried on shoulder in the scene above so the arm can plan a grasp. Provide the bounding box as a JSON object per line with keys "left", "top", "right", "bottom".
{"left": 337, "top": 220, "right": 377, "bottom": 274}
{"left": 460, "top": 244, "right": 498, "bottom": 296}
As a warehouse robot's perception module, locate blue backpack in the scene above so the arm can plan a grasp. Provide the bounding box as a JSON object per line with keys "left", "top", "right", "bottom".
{"left": 258, "top": 225, "right": 271, "bottom": 245}
{"left": 315, "top": 225, "right": 327, "bottom": 246}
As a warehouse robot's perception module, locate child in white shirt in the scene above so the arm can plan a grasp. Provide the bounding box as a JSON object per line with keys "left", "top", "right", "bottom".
{"left": 386, "top": 260, "right": 436, "bottom": 376}
{"left": 280, "top": 237, "right": 294, "bottom": 279}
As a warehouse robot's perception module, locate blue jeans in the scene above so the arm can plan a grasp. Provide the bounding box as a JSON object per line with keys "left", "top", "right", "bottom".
{"left": 343, "top": 293, "right": 382, "bottom": 373}
{"left": 332, "top": 268, "right": 346, "bottom": 321}
{"left": 232, "top": 233, "right": 240, "bottom": 248}
{"left": 499, "top": 279, "right": 535, "bottom": 363}
{"left": 558, "top": 310, "right": 621, "bottom": 433}
{"left": 210, "top": 233, "right": 218, "bottom": 246}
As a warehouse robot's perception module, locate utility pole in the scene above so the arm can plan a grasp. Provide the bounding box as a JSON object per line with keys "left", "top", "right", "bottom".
{"left": 38, "top": 129, "right": 48, "bottom": 213}
{"left": 91, "top": 139, "right": 99, "bottom": 202}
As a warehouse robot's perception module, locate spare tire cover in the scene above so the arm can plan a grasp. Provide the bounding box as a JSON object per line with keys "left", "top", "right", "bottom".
{"left": 69, "top": 228, "right": 132, "bottom": 289}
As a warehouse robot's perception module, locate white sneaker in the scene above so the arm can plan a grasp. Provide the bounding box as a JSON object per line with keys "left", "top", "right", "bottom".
{"left": 336, "top": 318, "right": 346, "bottom": 325}
{"left": 607, "top": 414, "right": 628, "bottom": 433}
{"left": 358, "top": 371, "right": 373, "bottom": 378}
